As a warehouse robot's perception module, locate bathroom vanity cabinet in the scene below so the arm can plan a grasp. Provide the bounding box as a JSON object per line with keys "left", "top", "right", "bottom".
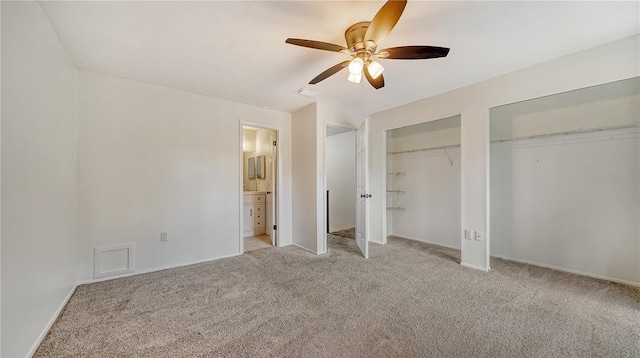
{"left": 243, "top": 192, "right": 266, "bottom": 237}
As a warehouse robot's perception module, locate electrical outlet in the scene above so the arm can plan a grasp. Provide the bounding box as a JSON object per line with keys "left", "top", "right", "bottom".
{"left": 474, "top": 231, "right": 483, "bottom": 242}
{"left": 160, "top": 232, "right": 168, "bottom": 242}
{"left": 464, "top": 229, "right": 472, "bottom": 240}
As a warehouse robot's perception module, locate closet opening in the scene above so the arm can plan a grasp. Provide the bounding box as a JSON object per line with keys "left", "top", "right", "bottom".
{"left": 325, "top": 124, "right": 358, "bottom": 255}
{"left": 241, "top": 125, "right": 278, "bottom": 253}
{"left": 384, "top": 115, "right": 462, "bottom": 253}
{"left": 489, "top": 77, "right": 640, "bottom": 285}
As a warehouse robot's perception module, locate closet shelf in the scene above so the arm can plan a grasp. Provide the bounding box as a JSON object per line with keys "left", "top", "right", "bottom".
{"left": 386, "top": 190, "right": 405, "bottom": 194}
{"left": 388, "top": 144, "right": 460, "bottom": 156}
{"left": 387, "top": 207, "right": 405, "bottom": 211}
{"left": 490, "top": 123, "right": 640, "bottom": 144}
{"left": 386, "top": 172, "right": 406, "bottom": 176}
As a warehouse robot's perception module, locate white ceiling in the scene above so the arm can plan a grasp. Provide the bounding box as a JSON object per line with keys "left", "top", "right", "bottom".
{"left": 40, "top": 1, "right": 639, "bottom": 116}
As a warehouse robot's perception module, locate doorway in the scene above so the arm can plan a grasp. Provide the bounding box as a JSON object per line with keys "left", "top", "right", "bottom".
{"left": 324, "top": 123, "right": 362, "bottom": 256}
{"left": 241, "top": 125, "right": 278, "bottom": 253}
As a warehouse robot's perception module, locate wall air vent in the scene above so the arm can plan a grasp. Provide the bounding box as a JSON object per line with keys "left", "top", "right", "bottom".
{"left": 93, "top": 243, "right": 135, "bottom": 279}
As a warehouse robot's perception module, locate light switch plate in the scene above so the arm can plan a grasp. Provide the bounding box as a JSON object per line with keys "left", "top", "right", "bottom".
{"left": 474, "top": 231, "right": 483, "bottom": 241}
{"left": 464, "top": 229, "right": 472, "bottom": 240}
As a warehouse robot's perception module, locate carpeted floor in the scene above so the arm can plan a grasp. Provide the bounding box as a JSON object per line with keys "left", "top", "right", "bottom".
{"left": 36, "top": 233, "right": 640, "bottom": 357}
{"left": 329, "top": 227, "right": 356, "bottom": 240}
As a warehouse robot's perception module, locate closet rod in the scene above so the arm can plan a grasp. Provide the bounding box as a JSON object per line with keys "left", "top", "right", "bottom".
{"left": 491, "top": 123, "right": 639, "bottom": 144}
{"left": 388, "top": 143, "right": 460, "bottom": 156}
{"left": 386, "top": 123, "right": 639, "bottom": 155}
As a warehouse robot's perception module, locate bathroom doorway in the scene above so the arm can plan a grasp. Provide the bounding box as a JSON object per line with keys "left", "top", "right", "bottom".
{"left": 241, "top": 125, "right": 278, "bottom": 253}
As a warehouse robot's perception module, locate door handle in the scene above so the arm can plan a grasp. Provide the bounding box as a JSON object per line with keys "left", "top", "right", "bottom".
{"left": 250, "top": 208, "right": 253, "bottom": 216}
{"left": 360, "top": 194, "right": 366, "bottom": 198}
{"left": 366, "top": 194, "right": 372, "bottom": 198}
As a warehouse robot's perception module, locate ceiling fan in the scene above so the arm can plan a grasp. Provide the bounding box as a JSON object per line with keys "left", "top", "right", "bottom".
{"left": 285, "top": 0, "right": 450, "bottom": 89}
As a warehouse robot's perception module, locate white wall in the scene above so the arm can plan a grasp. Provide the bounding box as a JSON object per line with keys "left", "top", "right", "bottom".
{"left": 326, "top": 131, "right": 356, "bottom": 232}
{"left": 387, "top": 117, "right": 461, "bottom": 249}
{"left": 76, "top": 70, "right": 292, "bottom": 282}
{"left": 369, "top": 35, "right": 640, "bottom": 271}
{"left": 1, "top": 2, "right": 78, "bottom": 357}
{"left": 291, "top": 103, "right": 324, "bottom": 253}
{"left": 387, "top": 117, "right": 461, "bottom": 153}
{"left": 318, "top": 102, "right": 364, "bottom": 129}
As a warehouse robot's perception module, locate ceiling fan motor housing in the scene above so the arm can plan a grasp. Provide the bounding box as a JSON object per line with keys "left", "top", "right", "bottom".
{"left": 345, "top": 21, "right": 375, "bottom": 57}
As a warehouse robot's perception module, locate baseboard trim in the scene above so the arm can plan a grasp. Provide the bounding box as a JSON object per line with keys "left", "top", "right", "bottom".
{"left": 390, "top": 234, "right": 461, "bottom": 251}
{"left": 371, "top": 237, "right": 386, "bottom": 245}
{"left": 293, "top": 243, "right": 318, "bottom": 255}
{"left": 77, "top": 252, "right": 241, "bottom": 285}
{"left": 493, "top": 255, "right": 640, "bottom": 287}
{"left": 461, "top": 262, "right": 490, "bottom": 272}
{"left": 27, "top": 284, "right": 78, "bottom": 358}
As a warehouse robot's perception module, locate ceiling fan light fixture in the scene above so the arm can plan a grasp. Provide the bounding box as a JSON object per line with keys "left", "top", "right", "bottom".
{"left": 348, "top": 72, "right": 362, "bottom": 84}
{"left": 285, "top": 0, "right": 450, "bottom": 90}
{"left": 367, "top": 61, "right": 384, "bottom": 79}
{"left": 348, "top": 57, "right": 364, "bottom": 75}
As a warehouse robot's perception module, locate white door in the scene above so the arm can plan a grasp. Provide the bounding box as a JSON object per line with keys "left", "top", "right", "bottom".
{"left": 268, "top": 131, "right": 278, "bottom": 246}
{"left": 356, "top": 120, "right": 369, "bottom": 258}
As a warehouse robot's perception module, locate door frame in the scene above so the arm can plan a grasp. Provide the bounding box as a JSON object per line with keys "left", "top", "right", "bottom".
{"left": 323, "top": 122, "right": 358, "bottom": 254}
{"left": 239, "top": 121, "right": 280, "bottom": 254}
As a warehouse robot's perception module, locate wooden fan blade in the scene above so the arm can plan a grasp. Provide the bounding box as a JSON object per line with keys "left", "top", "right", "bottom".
{"left": 377, "top": 46, "right": 450, "bottom": 60}
{"left": 364, "top": 0, "right": 407, "bottom": 46}
{"left": 286, "top": 38, "right": 348, "bottom": 53}
{"left": 309, "top": 61, "right": 350, "bottom": 84}
{"left": 364, "top": 66, "right": 384, "bottom": 89}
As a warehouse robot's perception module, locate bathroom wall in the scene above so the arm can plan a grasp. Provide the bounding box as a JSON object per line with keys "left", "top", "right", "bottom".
{"left": 243, "top": 127, "right": 274, "bottom": 192}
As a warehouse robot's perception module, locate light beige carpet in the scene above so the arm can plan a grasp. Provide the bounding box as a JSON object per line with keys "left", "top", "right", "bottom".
{"left": 36, "top": 234, "right": 639, "bottom": 357}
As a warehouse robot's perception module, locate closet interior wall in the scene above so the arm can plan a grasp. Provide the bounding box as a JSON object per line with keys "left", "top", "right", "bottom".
{"left": 386, "top": 116, "right": 462, "bottom": 249}
{"left": 490, "top": 77, "right": 640, "bottom": 285}
{"left": 326, "top": 129, "right": 356, "bottom": 233}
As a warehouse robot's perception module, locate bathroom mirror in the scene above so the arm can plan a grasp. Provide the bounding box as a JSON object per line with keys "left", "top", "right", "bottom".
{"left": 247, "top": 157, "right": 255, "bottom": 179}
{"left": 256, "top": 155, "right": 265, "bottom": 179}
